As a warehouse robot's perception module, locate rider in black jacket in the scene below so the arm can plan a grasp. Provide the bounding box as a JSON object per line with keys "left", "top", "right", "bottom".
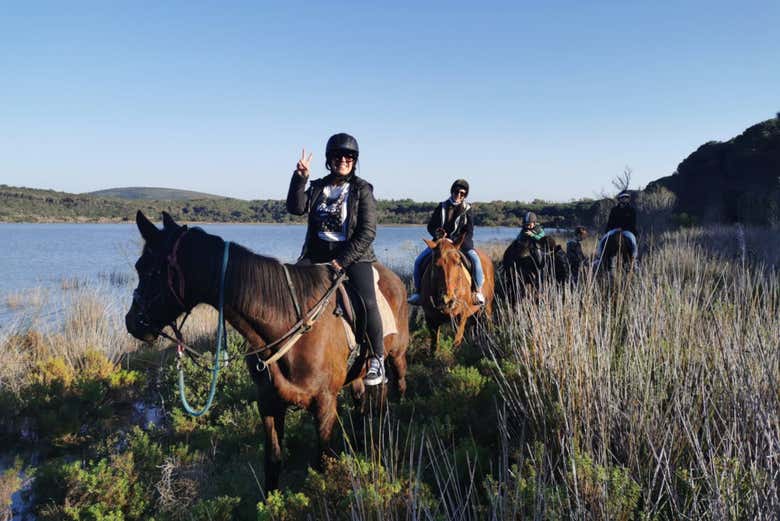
{"left": 594, "top": 190, "right": 638, "bottom": 264}
{"left": 408, "top": 179, "right": 485, "bottom": 306}
{"left": 286, "top": 133, "right": 385, "bottom": 385}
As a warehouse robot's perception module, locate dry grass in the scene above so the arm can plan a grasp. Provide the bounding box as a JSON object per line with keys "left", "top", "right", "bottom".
{"left": 4, "top": 288, "right": 48, "bottom": 310}
{"left": 0, "top": 288, "right": 143, "bottom": 392}
{"left": 483, "top": 225, "right": 779, "bottom": 518}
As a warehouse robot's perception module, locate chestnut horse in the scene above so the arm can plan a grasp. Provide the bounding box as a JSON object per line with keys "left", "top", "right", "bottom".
{"left": 420, "top": 236, "right": 494, "bottom": 352}
{"left": 125, "top": 212, "right": 409, "bottom": 491}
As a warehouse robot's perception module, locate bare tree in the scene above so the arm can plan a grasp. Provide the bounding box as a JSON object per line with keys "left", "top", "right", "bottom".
{"left": 612, "top": 166, "right": 633, "bottom": 193}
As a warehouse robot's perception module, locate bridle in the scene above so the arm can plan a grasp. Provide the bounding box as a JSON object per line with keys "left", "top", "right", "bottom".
{"left": 132, "top": 228, "right": 193, "bottom": 347}
{"left": 131, "top": 227, "right": 347, "bottom": 416}
{"left": 428, "top": 244, "right": 470, "bottom": 312}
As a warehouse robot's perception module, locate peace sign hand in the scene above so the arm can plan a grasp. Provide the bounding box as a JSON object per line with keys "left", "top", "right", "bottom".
{"left": 296, "top": 148, "right": 313, "bottom": 178}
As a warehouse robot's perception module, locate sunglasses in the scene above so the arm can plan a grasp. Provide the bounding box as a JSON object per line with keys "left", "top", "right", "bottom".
{"left": 329, "top": 152, "right": 357, "bottom": 162}
{"left": 453, "top": 189, "right": 467, "bottom": 197}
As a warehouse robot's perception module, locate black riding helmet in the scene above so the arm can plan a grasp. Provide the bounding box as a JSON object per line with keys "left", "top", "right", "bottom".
{"left": 326, "top": 133, "right": 359, "bottom": 159}
{"left": 451, "top": 179, "right": 469, "bottom": 197}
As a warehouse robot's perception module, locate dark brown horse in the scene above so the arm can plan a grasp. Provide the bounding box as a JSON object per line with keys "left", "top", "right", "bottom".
{"left": 125, "top": 211, "right": 409, "bottom": 491}
{"left": 501, "top": 235, "right": 570, "bottom": 301}
{"left": 420, "top": 236, "right": 494, "bottom": 351}
{"left": 597, "top": 231, "right": 635, "bottom": 275}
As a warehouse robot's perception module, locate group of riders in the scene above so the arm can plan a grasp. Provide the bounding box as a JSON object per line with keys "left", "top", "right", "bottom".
{"left": 287, "top": 133, "right": 639, "bottom": 387}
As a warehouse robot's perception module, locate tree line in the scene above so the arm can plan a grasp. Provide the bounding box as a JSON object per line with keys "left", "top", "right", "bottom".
{"left": 0, "top": 185, "right": 598, "bottom": 228}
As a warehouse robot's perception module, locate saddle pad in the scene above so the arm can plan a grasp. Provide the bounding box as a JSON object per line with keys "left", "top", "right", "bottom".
{"left": 342, "top": 266, "right": 397, "bottom": 350}
{"left": 460, "top": 264, "right": 473, "bottom": 287}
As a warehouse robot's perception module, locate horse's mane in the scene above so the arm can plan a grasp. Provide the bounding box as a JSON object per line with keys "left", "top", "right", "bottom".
{"left": 185, "top": 228, "right": 331, "bottom": 323}
{"left": 227, "top": 242, "right": 332, "bottom": 322}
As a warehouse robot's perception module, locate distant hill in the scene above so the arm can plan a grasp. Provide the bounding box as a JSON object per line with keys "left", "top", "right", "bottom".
{"left": 647, "top": 114, "right": 780, "bottom": 226}
{"left": 85, "top": 187, "right": 227, "bottom": 200}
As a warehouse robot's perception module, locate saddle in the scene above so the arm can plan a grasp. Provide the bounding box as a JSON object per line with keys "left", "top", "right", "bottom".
{"left": 335, "top": 281, "right": 367, "bottom": 347}
{"left": 333, "top": 267, "right": 398, "bottom": 374}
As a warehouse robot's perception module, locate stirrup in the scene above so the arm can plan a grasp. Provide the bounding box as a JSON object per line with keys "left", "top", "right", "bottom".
{"left": 407, "top": 293, "right": 422, "bottom": 305}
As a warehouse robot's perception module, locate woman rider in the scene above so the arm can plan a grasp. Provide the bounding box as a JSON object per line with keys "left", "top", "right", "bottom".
{"left": 518, "top": 211, "right": 546, "bottom": 266}
{"left": 407, "top": 179, "right": 485, "bottom": 306}
{"left": 286, "top": 133, "right": 385, "bottom": 386}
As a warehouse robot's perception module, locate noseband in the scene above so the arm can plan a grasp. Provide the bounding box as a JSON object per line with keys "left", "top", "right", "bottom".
{"left": 132, "top": 228, "right": 192, "bottom": 340}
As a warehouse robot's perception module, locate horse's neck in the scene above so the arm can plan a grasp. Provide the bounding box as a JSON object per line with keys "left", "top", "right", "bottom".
{"left": 223, "top": 253, "right": 328, "bottom": 343}
{"left": 176, "top": 233, "right": 221, "bottom": 308}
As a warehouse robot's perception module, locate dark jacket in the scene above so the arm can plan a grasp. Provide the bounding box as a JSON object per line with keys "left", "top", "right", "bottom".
{"left": 286, "top": 172, "right": 377, "bottom": 266}
{"left": 566, "top": 239, "right": 586, "bottom": 265}
{"left": 605, "top": 204, "right": 637, "bottom": 235}
{"left": 426, "top": 200, "right": 474, "bottom": 251}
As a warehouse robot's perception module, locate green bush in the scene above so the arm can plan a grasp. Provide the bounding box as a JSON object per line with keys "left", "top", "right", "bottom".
{"left": 256, "top": 490, "right": 310, "bottom": 521}
{"left": 7, "top": 351, "right": 143, "bottom": 448}
{"left": 34, "top": 453, "right": 150, "bottom": 521}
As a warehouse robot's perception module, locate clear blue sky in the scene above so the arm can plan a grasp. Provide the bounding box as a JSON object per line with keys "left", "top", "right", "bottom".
{"left": 2, "top": 1, "right": 778, "bottom": 202}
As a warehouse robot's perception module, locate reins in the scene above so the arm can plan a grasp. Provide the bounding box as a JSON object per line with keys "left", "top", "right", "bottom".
{"left": 156, "top": 233, "right": 346, "bottom": 416}
{"left": 176, "top": 239, "right": 230, "bottom": 417}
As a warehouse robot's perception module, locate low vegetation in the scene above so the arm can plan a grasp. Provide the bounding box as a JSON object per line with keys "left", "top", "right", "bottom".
{"left": 0, "top": 225, "right": 777, "bottom": 519}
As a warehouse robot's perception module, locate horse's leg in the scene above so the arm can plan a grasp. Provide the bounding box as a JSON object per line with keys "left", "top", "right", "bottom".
{"left": 260, "top": 401, "right": 286, "bottom": 492}
{"left": 350, "top": 378, "right": 366, "bottom": 415}
{"left": 312, "top": 391, "right": 339, "bottom": 467}
{"left": 453, "top": 314, "right": 469, "bottom": 346}
{"left": 347, "top": 378, "right": 367, "bottom": 452}
{"left": 388, "top": 352, "right": 407, "bottom": 397}
{"left": 429, "top": 323, "right": 440, "bottom": 354}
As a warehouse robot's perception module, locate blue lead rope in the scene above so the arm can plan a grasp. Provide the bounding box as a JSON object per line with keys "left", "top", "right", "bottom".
{"left": 178, "top": 240, "right": 231, "bottom": 417}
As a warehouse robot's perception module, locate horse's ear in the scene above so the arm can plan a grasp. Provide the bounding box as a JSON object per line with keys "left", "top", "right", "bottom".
{"left": 424, "top": 238, "right": 437, "bottom": 249}
{"left": 162, "top": 212, "right": 178, "bottom": 231}
{"left": 136, "top": 211, "right": 161, "bottom": 243}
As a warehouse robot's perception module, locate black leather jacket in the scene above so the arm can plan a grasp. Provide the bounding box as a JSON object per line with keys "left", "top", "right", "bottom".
{"left": 605, "top": 204, "right": 637, "bottom": 235}
{"left": 286, "top": 172, "right": 378, "bottom": 266}
{"left": 426, "top": 200, "right": 474, "bottom": 251}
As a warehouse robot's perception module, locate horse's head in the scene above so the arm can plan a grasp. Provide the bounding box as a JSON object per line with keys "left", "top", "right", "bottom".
{"left": 125, "top": 211, "right": 190, "bottom": 342}
{"left": 423, "top": 236, "right": 470, "bottom": 313}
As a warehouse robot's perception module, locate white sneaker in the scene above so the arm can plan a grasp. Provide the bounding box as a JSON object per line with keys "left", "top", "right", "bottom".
{"left": 474, "top": 291, "right": 485, "bottom": 305}
{"left": 365, "top": 356, "right": 385, "bottom": 386}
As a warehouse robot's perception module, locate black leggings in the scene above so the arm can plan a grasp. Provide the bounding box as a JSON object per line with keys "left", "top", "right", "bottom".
{"left": 301, "top": 244, "right": 384, "bottom": 358}
{"left": 345, "top": 262, "right": 384, "bottom": 358}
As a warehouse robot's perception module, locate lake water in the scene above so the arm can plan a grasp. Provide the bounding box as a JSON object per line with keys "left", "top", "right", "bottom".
{"left": 0, "top": 223, "right": 522, "bottom": 328}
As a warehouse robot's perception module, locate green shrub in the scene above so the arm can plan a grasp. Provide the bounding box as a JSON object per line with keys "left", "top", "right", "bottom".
{"left": 15, "top": 351, "right": 143, "bottom": 447}
{"left": 34, "top": 453, "right": 150, "bottom": 521}
{"left": 300, "top": 453, "right": 424, "bottom": 518}
{"left": 256, "top": 490, "right": 310, "bottom": 521}
{"left": 567, "top": 450, "right": 640, "bottom": 520}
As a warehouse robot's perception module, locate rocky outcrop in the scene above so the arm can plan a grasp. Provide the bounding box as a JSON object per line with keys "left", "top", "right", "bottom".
{"left": 647, "top": 115, "right": 780, "bottom": 225}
